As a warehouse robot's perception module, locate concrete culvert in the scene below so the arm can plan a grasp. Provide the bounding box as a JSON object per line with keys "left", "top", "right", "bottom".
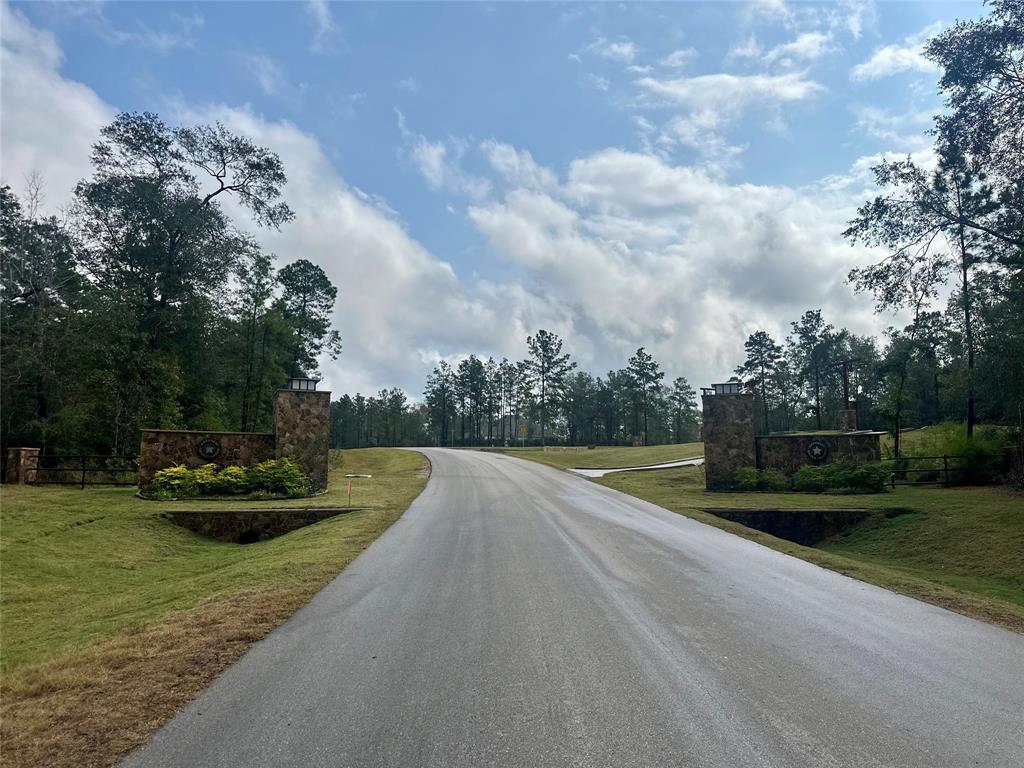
{"left": 237, "top": 529, "right": 261, "bottom": 545}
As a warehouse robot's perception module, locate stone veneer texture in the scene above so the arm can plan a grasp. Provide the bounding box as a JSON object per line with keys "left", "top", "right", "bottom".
{"left": 702, "top": 393, "right": 757, "bottom": 490}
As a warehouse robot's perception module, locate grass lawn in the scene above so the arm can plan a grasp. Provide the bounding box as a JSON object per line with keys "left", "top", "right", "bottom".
{"left": 597, "top": 463, "right": 1024, "bottom": 632}
{"left": 501, "top": 442, "right": 703, "bottom": 471}
{"left": 0, "top": 448, "right": 428, "bottom": 768}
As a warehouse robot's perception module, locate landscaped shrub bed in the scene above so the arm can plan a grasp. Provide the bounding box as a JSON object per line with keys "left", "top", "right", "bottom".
{"left": 792, "top": 462, "right": 888, "bottom": 493}
{"left": 151, "top": 458, "right": 310, "bottom": 499}
{"left": 734, "top": 463, "right": 888, "bottom": 494}
{"left": 734, "top": 467, "right": 789, "bottom": 492}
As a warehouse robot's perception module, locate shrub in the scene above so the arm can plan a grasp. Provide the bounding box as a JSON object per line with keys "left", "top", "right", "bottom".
{"left": 245, "top": 458, "right": 309, "bottom": 497}
{"left": 153, "top": 465, "right": 198, "bottom": 498}
{"left": 734, "top": 467, "right": 759, "bottom": 491}
{"left": 192, "top": 464, "right": 219, "bottom": 495}
{"left": 759, "top": 468, "right": 789, "bottom": 491}
{"left": 793, "top": 465, "right": 831, "bottom": 493}
{"left": 849, "top": 463, "right": 889, "bottom": 492}
{"left": 151, "top": 459, "right": 309, "bottom": 498}
{"left": 214, "top": 465, "right": 250, "bottom": 494}
{"left": 793, "top": 462, "right": 888, "bottom": 493}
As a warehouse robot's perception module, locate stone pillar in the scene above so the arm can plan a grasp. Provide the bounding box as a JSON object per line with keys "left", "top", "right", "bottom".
{"left": 839, "top": 404, "right": 858, "bottom": 432}
{"left": 701, "top": 392, "right": 756, "bottom": 490}
{"left": 274, "top": 389, "right": 331, "bottom": 492}
{"left": 6, "top": 447, "right": 40, "bottom": 484}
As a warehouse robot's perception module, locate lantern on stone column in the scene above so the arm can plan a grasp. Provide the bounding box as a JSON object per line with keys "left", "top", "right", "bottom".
{"left": 286, "top": 377, "right": 320, "bottom": 392}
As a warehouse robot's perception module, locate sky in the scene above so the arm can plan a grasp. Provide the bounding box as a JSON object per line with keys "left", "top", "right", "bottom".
{"left": 0, "top": 0, "right": 984, "bottom": 398}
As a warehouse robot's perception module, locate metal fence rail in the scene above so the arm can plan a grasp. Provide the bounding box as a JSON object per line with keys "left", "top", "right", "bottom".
{"left": 33, "top": 454, "right": 138, "bottom": 489}
{"left": 883, "top": 454, "right": 966, "bottom": 487}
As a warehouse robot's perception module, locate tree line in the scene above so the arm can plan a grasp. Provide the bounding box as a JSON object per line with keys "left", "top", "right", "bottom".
{"left": 1, "top": 112, "right": 341, "bottom": 456}
{"left": 331, "top": 330, "right": 701, "bottom": 448}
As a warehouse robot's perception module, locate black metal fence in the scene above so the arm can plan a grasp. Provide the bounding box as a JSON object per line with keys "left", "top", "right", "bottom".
{"left": 883, "top": 455, "right": 967, "bottom": 487}
{"left": 33, "top": 454, "right": 138, "bottom": 488}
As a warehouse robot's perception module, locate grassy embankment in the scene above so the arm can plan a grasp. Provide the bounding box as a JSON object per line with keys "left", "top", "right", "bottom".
{"left": 498, "top": 443, "right": 703, "bottom": 471}
{"left": 0, "top": 448, "right": 428, "bottom": 768}
{"left": 514, "top": 443, "right": 1023, "bottom": 632}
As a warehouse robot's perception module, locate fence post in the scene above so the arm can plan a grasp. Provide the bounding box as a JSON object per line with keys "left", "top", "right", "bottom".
{"left": 81, "top": 455, "right": 87, "bottom": 490}
{"left": 942, "top": 454, "right": 949, "bottom": 486}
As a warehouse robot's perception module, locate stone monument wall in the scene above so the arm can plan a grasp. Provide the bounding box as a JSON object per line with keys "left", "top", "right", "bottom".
{"left": 138, "top": 431, "right": 276, "bottom": 490}
{"left": 755, "top": 433, "right": 882, "bottom": 478}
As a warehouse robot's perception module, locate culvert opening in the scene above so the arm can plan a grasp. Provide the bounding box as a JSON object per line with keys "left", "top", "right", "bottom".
{"left": 238, "top": 529, "right": 261, "bottom": 545}
{"left": 702, "top": 508, "right": 873, "bottom": 546}
{"left": 162, "top": 507, "right": 364, "bottom": 543}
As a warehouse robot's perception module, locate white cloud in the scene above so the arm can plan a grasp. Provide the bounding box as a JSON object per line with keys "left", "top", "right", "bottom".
{"left": 305, "top": 0, "right": 339, "bottom": 53}
{"left": 660, "top": 48, "right": 697, "bottom": 68}
{"left": 0, "top": 2, "right": 111, "bottom": 208}
{"left": 632, "top": 71, "right": 821, "bottom": 172}
{"left": 747, "top": 0, "right": 793, "bottom": 25}
{"left": 728, "top": 35, "right": 763, "bottom": 60}
{"left": 81, "top": 5, "right": 204, "bottom": 53}
{"left": 482, "top": 141, "right": 557, "bottom": 191}
{"left": 853, "top": 105, "right": 933, "bottom": 150}
{"left": 832, "top": 0, "right": 877, "bottom": 40}
{"left": 396, "top": 76, "right": 419, "bottom": 92}
{"left": 586, "top": 73, "right": 610, "bottom": 91}
{"left": 243, "top": 52, "right": 288, "bottom": 96}
{"left": 586, "top": 37, "right": 637, "bottom": 64}
{"left": 637, "top": 71, "right": 823, "bottom": 109}
{"left": 851, "top": 22, "right": 941, "bottom": 81}
{"left": 764, "top": 32, "right": 832, "bottom": 65}
{"left": 469, "top": 147, "right": 886, "bottom": 382}
{"left": 397, "top": 112, "right": 491, "bottom": 200}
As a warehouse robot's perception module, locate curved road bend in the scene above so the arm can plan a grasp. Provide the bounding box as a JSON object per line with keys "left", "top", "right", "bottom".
{"left": 124, "top": 448, "right": 1024, "bottom": 768}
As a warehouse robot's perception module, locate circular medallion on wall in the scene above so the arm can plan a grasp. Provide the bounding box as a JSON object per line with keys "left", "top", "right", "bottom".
{"left": 196, "top": 438, "right": 222, "bottom": 461}
{"left": 805, "top": 440, "right": 829, "bottom": 463}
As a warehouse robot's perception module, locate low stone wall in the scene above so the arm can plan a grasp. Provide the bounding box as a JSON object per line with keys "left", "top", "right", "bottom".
{"left": 755, "top": 433, "right": 883, "bottom": 478}
{"left": 164, "top": 507, "right": 356, "bottom": 543}
{"left": 139, "top": 431, "right": 276, "bottom": 490}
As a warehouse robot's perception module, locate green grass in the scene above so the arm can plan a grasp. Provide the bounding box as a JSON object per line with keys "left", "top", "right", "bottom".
{"left": 596, "top": 464, "right": 1024, "bottom": 631}
{"left": 502, "top": 443, "right": 703, "bottom": 471}
{"left": 0, "top": 448, "right": 427, "bottom": 674}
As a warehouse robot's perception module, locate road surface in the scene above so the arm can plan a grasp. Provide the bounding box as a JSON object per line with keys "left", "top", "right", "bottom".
{"left": 124, "top": 448, "right": 1024, "bottom": 768}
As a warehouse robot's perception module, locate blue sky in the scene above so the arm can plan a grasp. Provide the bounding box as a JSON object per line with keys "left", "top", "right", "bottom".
{"left": 1, "top": 1, "right": 983, "bottom": 395}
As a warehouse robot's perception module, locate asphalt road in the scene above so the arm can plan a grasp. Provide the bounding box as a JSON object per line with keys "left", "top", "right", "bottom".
{"left": 124, "top": 448, "right": 1024, "bottom": 768}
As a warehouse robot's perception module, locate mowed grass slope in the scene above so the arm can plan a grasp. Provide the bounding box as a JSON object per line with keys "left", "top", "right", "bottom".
{"left": 598, "top": 463, "right": 1024, "bottom": 631}
{"left": 503, "top": 442, "right": 703, "bottom": 471}
{"left": 0, "top": 448, "right": 428, "bottom": 768}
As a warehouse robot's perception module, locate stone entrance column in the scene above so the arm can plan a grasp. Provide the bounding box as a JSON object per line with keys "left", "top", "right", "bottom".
{"left": 5, "top": 447, "right": 40, "bottom": 484}
{"left": 701, "top": 387, "right": 756, "bottom": 490}
{"left": 274, "top": 387, "right": 331, "bottom": 492}
{"left": 839, "top": 403, "right": 859, "bottom": 431}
